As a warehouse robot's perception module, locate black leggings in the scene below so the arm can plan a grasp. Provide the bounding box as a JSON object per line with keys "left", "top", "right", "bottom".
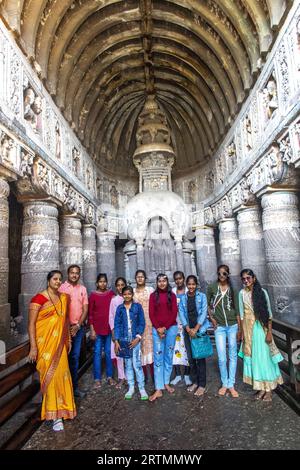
{"left": 184, "top": 331, "right": 206, "bottom": 387}
{"left": 174, "top": 365, "right": 190, "bottom": 376}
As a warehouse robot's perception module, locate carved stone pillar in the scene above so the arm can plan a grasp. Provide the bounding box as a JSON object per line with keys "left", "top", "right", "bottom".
{"left": 82, "top": 224, "right": 97, "bottom": 294}
{"left": 0, "top": 178, "right": 10, "bottom": 340}
{"left": 123, "top": 240, "right": 137, "bottom": 284}
{"left": 218, "top": 218, "right": 241, "bottom": 289}
{"left": 135, "top": 238, "right": 145, "bottom": 271}
{"left": 96, "top": 232, "right": 116, "bottom": 288}
{"left": 175, "top": 237, "right": 184, "bottom": 273}
{"left": 195, "top": 226, "right": 218, "bottom": 288}
{"left": 19, "top": 201, "right": 59, "bottom": 333}
{"left": 59, "top": 215, "right": 83, "bottom": 279}
{"left": 183, "top": 240, "right": 193, "bottom": 277}
{"left": 261, "top": 191, "right": 300, "bottom": 325}
{"left": 237, "top": 206, "right": 268, "bottom": 285}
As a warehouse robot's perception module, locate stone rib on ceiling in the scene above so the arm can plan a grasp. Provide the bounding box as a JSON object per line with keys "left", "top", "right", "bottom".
{"left": 1, "top": 0, "right": 289, "bottom": 177}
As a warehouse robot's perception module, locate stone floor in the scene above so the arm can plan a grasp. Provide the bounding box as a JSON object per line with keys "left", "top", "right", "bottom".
{"left": 23, "top": 356, "right": 300, "bottom": 450}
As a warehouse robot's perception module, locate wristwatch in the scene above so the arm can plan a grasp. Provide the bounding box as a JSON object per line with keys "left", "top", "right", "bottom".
{"left": 136, "top": 334, "right": 142, "bottom": 340}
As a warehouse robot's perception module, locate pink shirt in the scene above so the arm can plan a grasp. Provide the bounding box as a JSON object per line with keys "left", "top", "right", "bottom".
{"left": 59, "top": 281, "right": 88, "bottom": 324}
{"left": 109, "top": 295, "right": 124, "bottom": 330}
{"left": 109, "top": 294, "right": 124, "bottom": 360}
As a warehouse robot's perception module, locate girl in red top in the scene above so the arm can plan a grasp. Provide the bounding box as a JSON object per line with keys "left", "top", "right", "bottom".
{"left": 89, "top": 273, "right": 116, "bottom": 388}
{"left": 149, "top": 273, "right": 178, "bottom": 402}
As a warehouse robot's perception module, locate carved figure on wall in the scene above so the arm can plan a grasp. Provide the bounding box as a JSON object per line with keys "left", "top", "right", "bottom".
{"left": 244, "top": 115, "right": 253, "bottom": 150}
{"left": 206, "top": 170, "right": 214, "bottom": 192}
{"left": 227, "top": 142, "right": 237, "bottom": 171}
{"left": 86, "top": 165, "right": 93, "bottom": 191}
{"left": 262, "top": 75, "right": 278, "bottom": 119}
{"left": 0, "top": 132, "right": 16, "bottom": 167}
{"left": 72, "top": 147, "right": 80, "bottom": 177}
{"left": 216, "top": 155, "right": 224, "bottom": 184}
{"left": 110, "top": 185, "right": 119, "bottom": 208}
{"left": 23, "top": 87, "right": 42, "bottom": 132}
{"left": 20, "top": 150, "right": 34, "bottom": 178}
{"left": 188, "top": 180, "right": 198, "bottom": 204}
{"left": 55, "top": 122, "right": 61, "bottom": 159}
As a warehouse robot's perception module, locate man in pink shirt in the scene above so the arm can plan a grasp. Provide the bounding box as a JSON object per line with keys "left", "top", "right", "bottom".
{"left": 59, "top": 264, "right": 88, "bottom": 398}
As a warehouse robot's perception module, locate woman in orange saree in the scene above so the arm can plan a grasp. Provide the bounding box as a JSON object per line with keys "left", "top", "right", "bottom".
{"left": 28, "top": 270, "right": 76, "bottom": 432}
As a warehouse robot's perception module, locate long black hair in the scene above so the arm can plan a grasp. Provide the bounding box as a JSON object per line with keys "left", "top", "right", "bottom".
{"left": 240, "top": 269, "right": 269, "bottom": 327}
{"left": 217, "top": 264, "right": 235, "bottom": 310}
{"left": 96, "top": 273, "right": 108, "bottom": 283}
{"left": 135, "top": 269, "right": 147, "bottom": 280}
{"left": 47, "top": 270, "right": 62, "bottom": 282}
{"left": 154, "top": 273, "right": 173, "bottom": 308}
{"left": 115, "top": 277, "right": 127, "bottom": 287}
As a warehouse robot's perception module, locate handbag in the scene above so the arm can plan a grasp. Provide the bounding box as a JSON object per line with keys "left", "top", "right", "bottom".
{"left": 191, "top": 332, "right": 213, "bottom": 359}
{"left": 117, "top": 340, "right": 133, "bottom": 359}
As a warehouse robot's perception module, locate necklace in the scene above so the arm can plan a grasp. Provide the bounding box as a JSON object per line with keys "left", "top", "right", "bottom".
{"left": 47, "top": 288, "right": 63, "bottom": 316}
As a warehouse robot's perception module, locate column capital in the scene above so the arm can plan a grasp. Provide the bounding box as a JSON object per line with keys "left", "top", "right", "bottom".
{"left": 82, "top": 223, "right": 96, "bottom": 230}
{"left": 22, "top": 200, "right": 58, "bottom": 219}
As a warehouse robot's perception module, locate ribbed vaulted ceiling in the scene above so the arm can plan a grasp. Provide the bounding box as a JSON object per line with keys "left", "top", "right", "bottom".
{"left": 1, "top": 0, "right": 289, "bottom": 177}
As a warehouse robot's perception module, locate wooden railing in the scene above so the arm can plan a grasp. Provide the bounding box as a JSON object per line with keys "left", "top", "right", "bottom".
{"left": 272, "top": 319, "right": 300, "bottom": 414}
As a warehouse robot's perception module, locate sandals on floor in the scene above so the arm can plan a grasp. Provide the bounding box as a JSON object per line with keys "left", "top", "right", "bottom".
{"left": 194, "top": 386, "right": 206, "bottom": 397}
{"left": 262, "top": 392, "right": 272, "bottom": 402}
{"left": 52, "top": 418, "right": 64, "bottom": 432}
{"left": 254, "top": 390, "right": 265, "bottom": 400}
{"left": 229, "top": 387, "right": 239, "bottom": 398}
{"left": 218, "top": 387, "right": 227, "bottom": 396}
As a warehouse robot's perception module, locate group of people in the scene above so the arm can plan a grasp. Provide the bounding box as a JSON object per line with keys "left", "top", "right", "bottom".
{"left": 28, "top": 264, "right": 284, "bottom": 432}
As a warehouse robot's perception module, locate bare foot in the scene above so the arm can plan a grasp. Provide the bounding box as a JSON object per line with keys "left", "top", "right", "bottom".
{"left": 218, "top": 386, "right": 227, "bottom": 396}
{"left": 165, "top": 384, "right": 175, "bottom": 394}
{"left": 149, "top": 390, "right": 163, "bottom": 402}
{"left": 115, "top": 379, "right": 126, "bottom": 389}
{"left": 187, "top": 384, "right": 198, "bottom": 393}
{"left": 229, "top": 387, "right": 239, "bottom": 398}
{"left": 93, "top": 380, "right": 102, "bottom": 389}
{"left": 194, "top": 386, "right": 206, "bottom": 397}
{"left": 254, "top": 390, "right": 265, "bottom": 400}
{"left": 107, "top": 377, "right": 116, "bottom": 386}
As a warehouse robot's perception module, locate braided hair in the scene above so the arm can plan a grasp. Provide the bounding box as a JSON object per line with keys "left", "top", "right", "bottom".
{"left": 241, "top": 269, "right": 269, "bottom": 327}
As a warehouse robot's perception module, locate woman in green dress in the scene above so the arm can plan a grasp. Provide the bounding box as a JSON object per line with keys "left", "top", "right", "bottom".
{"left": 238, "top": 269, "right": 283, "bottom": 402}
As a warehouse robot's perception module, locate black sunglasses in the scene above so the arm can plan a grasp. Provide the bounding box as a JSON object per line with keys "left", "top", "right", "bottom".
{"left": 218, "top": 271, "right": 229, "bottom": 277}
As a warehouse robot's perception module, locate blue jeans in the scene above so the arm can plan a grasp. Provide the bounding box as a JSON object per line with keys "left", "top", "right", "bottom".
{"left": 153, "top": 325, "right": 178, "bottom": 390}
{"left": 125, "top": 342, "right": 145, "bottom": 390}
{"left": 93, "top": 334, "right": 113, "bottom": 380}
{"left": 69, "top": 326, "right": 85, "bottom": 391}
{"left": 214, "top": 323, "right": 238, "bottom": 388}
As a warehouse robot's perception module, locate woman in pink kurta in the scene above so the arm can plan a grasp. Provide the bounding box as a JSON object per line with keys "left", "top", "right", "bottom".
{"left": 109, "top": 277, "right": 127, "bottom": 388}
{"left": 133, "top": 270, "right": 154, "bottom": 378}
